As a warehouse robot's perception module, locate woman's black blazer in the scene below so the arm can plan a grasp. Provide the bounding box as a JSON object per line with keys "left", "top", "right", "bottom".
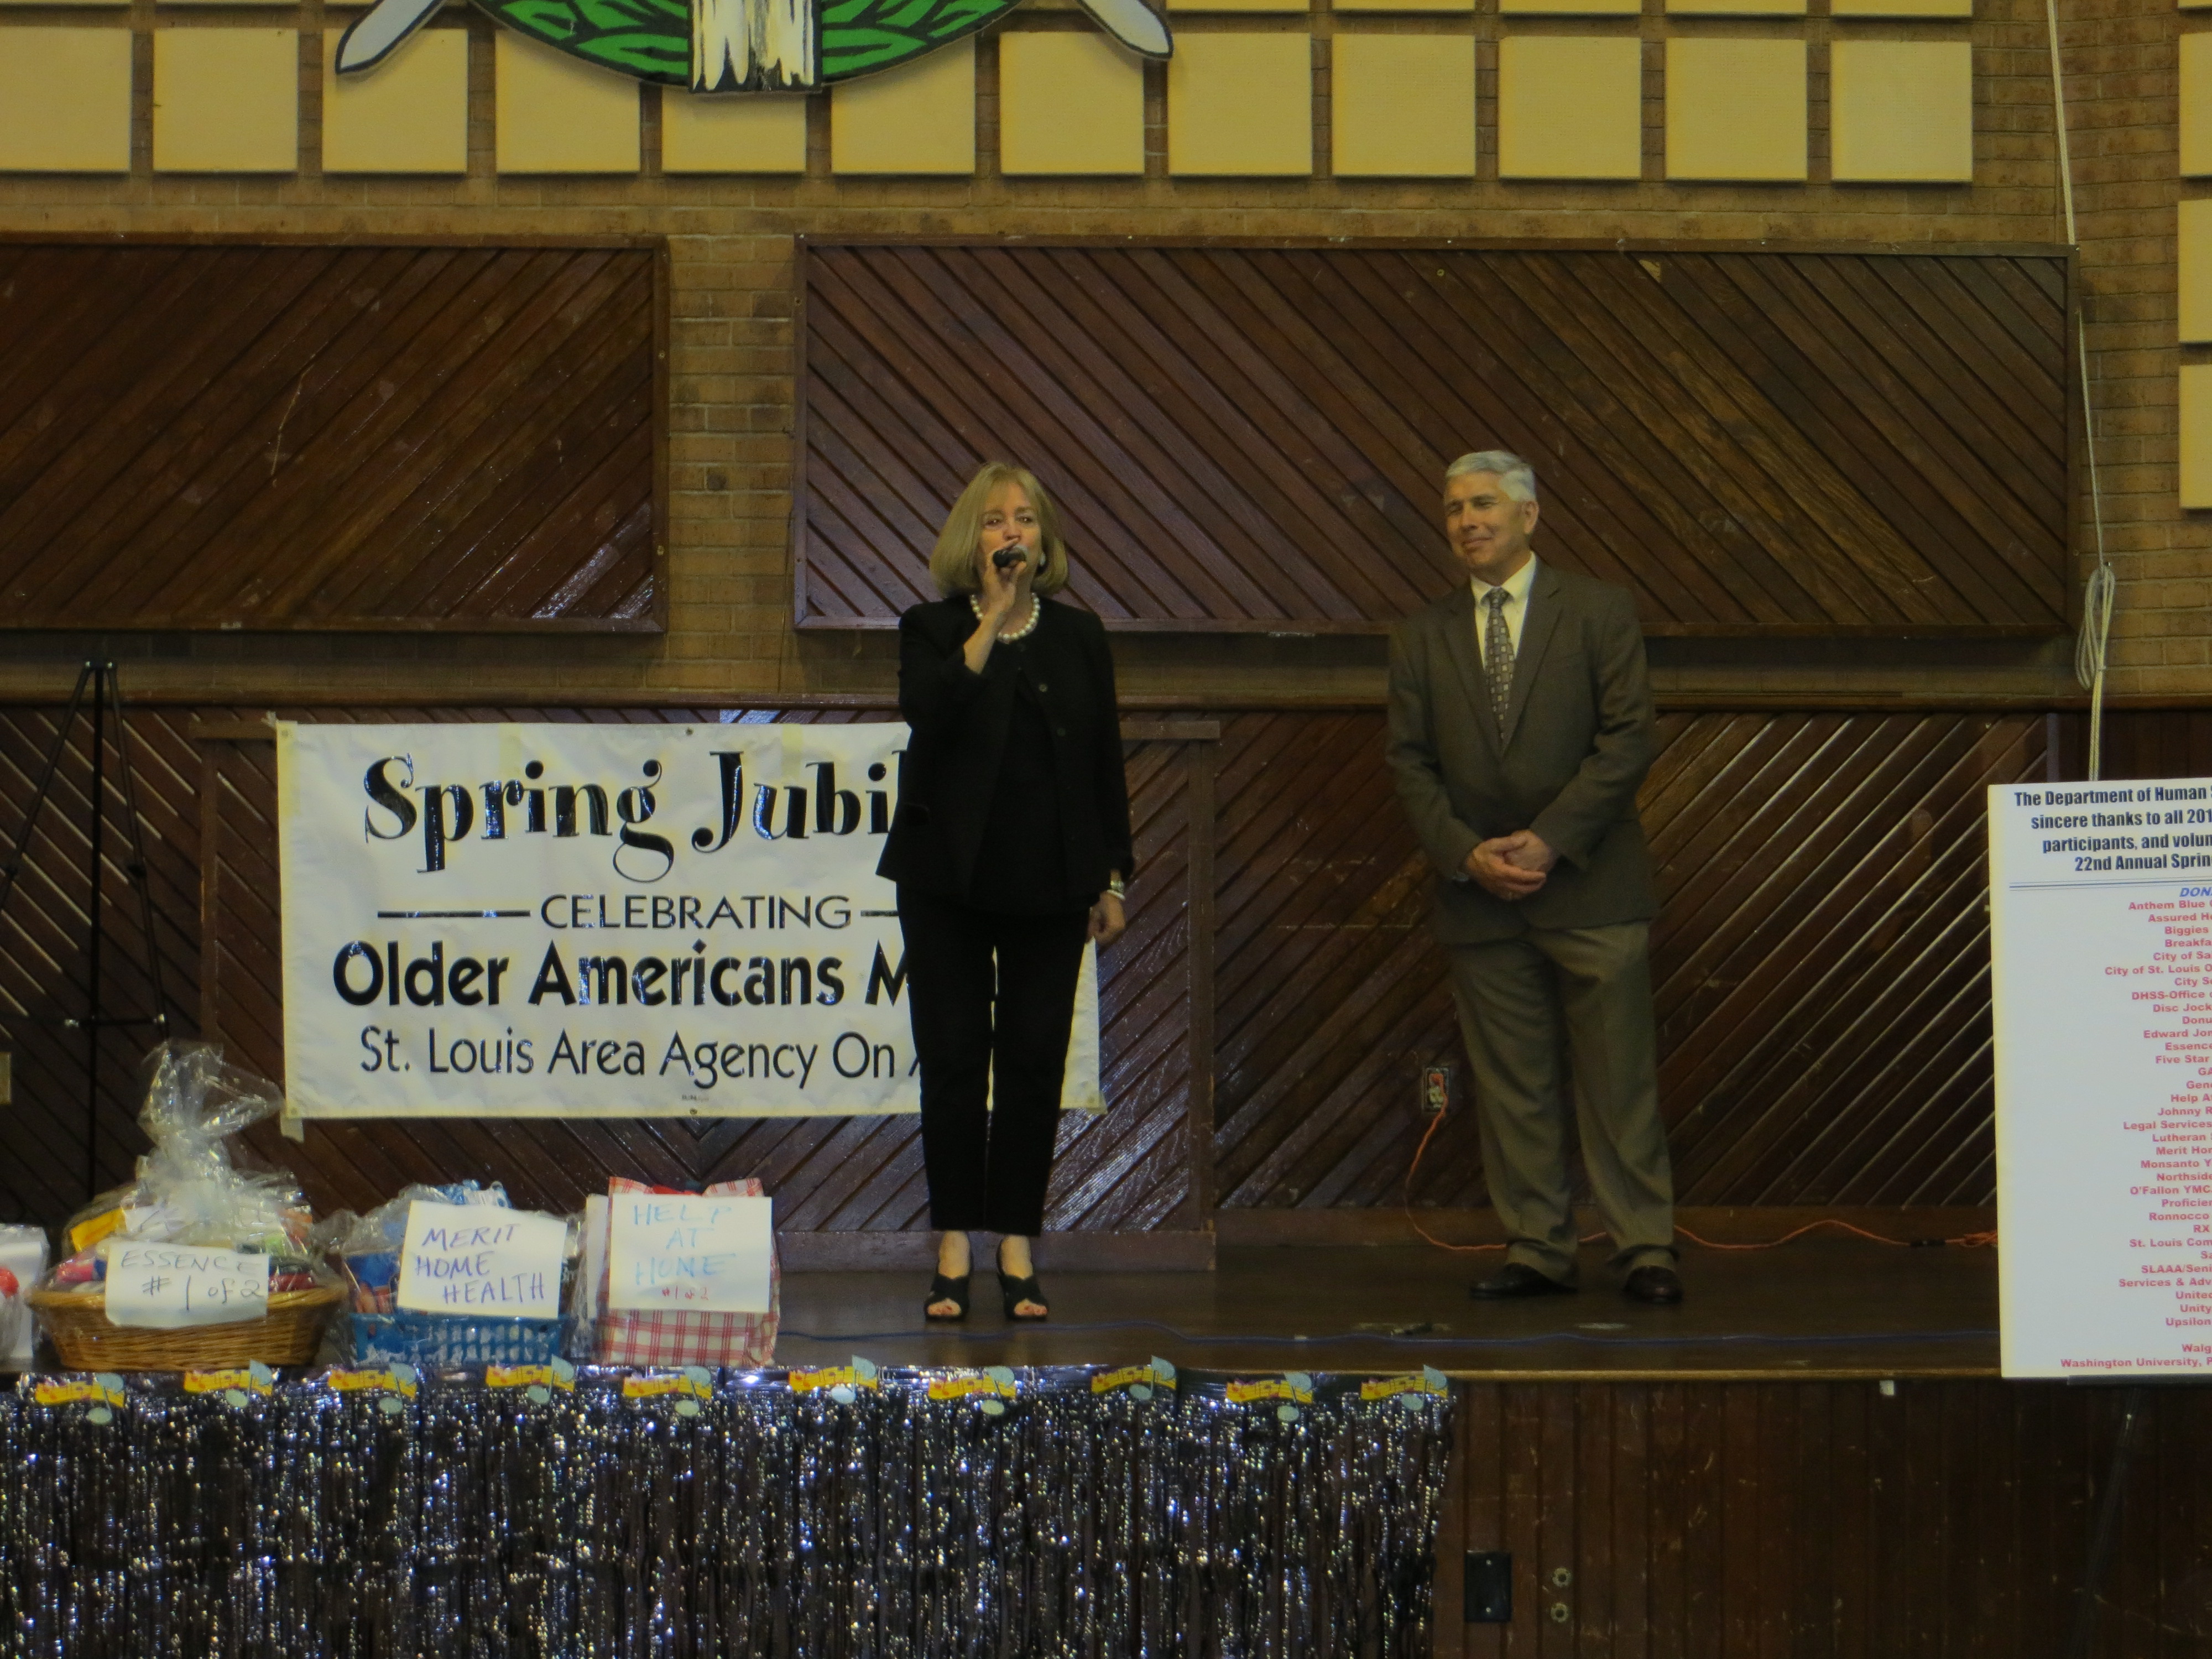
{"left": 877, "top": 595, "right": 1134, "bottom": 904}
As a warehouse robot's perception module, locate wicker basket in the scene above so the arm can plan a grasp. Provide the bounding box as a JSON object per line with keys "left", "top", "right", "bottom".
{"left": 28, "top": 1284, "right": 345, "bottom": 1371}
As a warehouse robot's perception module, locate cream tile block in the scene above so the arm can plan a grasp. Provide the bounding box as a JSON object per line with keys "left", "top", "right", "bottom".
{"left": 2184, "top": 364, "right": 2212, "bottom": 509}
{"left": 322, "top": 29, "right": 467, "bottom": 173}
{"left": 1499, "top": 0, "right": 1639, "bottom": 12}
{"left": 1668, "top": 0, "right": 1803, "bottom": 14}
{"left": 663, "top": 92, "right": 808, "bottom": 172}
{"left": 2187, "top": 33, "right": 2212, "bottom": 176}
{"left": 1497, "top": 35, "right": 1642, "bottom": 179}
{"left": 1167, "top": 32, "right": 1311, "bottom": 175}
{"left": 153, "top": 29, "right": 298, "bottom": 172}
{"left": 496, "top": 32, "right": 640, "bottom": 172}
{"left": 1000, "top": 32, "right": 1144, "bottom": 175}
{"left": 1830, "top": 39, "right": 1970, "bottom": 182}
{"left": 0, "top": 29, "right": 131, "bottom": 170}
{"left": 2184, "top": 200, "right": 2212, "bottom": 343}
{"left": 830, "top": 40, "right": 974, "bottom": 173}
{"left": 1832, "top": 0, "right": 1970, "bottom": 13}
{"left": 1332, "top": 34, "right": 1473, "bottom": 176}
{"left": 1665, "top": 36, "right": 1804, "bottom": 181}
{"left": 0, "top": 0, "right": 124, "bottom": 9}
{"left": 1167, "top": 0, "right": 1307, "bottom": 12}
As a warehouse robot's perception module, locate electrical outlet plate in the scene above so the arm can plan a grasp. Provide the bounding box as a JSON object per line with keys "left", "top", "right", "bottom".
{"left": 1465, "top": 1551, "right": 1512, "bottom": 1623}
{"left": 1420, "top": 1063, "right": 1453, "bottom": 1117}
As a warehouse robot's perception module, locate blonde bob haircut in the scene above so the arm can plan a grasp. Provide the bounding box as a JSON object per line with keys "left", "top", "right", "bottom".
{"left": 928, "top": 462, "right": 1073, "bottom": 598}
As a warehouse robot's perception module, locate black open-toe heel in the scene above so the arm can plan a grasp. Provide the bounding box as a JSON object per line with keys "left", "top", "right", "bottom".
{"left": 924, "top": 1273, "right": 971, "bottom": 1322}
{"left": 996, "top": 1244, "right": 1048, "bottom": 1322}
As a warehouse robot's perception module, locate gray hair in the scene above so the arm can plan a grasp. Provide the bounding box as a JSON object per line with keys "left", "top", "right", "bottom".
{"left": 1445, "top": 450, "right": 1538, "bottom": 504}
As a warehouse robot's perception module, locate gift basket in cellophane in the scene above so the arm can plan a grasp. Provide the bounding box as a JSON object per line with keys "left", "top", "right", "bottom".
{"left": 322, "top": 1180, "right": 583, "bottom": 1367}
{"left": 27, "top": 1042, "right": 342, "bottom": 1370}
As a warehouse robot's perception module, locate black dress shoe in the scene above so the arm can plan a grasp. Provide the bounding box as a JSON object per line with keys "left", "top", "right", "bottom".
{"left": 923, "top": 1272, "right": 971, "bottom": 1322}
{"left": 996, "top": 1241, "right": 1049, "bottom": 1321}
{"left": 1469, "top": 1262, "right": 1576, "bottom": 1300}
{"left": 1622, "top": 1265, "right": 1685, "bottom": 1305}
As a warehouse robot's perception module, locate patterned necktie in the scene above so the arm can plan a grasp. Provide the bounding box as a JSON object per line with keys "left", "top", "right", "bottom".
{"left": 1482, "top": 587, "right": 1514, "bottom": 739}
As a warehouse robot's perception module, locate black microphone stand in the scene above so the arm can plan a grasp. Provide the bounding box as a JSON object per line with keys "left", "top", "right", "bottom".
{"left": 0, "top": 661, "right": 174, "bottom": 1207}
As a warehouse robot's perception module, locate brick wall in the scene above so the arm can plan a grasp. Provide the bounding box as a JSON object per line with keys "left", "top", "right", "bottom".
{"left": 2081, "top": 0, "right": 2194, "bottom": 687}
{"left": 0, "top": 0, "right": 2189, "bottom": 705}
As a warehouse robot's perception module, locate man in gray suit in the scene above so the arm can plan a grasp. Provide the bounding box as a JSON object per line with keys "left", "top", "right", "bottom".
{"left": 1386, "top": 450, "right": 1682, "bottom": 1305}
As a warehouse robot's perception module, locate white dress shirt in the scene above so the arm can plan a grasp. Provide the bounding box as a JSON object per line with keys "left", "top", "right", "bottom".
{"left": 1470, "top": 555, "right": 1538, "bottom": 672}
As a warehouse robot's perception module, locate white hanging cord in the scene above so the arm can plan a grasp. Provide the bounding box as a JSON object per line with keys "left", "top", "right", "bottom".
{"left": 2045, "top": 0, "right": 2076, "bottom": 246}
{"left": 2077, "top": 394, "right": 2115, "bottom": 779}
{"left": 2047, "top": 0, "right": 2114, "bottom": 780}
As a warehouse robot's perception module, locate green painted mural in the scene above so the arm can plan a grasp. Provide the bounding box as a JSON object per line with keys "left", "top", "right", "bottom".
{"left": 334, "top": 0, "right": 1169, "bottom": 93}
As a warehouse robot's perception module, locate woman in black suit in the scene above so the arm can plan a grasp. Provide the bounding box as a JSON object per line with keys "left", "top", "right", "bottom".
{"left": 877, "top": 461, "right": 1132, "bottom": 1322}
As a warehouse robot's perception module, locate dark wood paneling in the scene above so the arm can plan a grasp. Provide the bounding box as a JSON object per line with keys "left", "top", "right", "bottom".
{"left": 2049, "top": 707, "right": 2212, "bottom": 785}
{"left": 1648, "top": 711, "right": 2044, "bottom": 1204}
{"left": 796, "top": 243, "right": 2070, "bottom": 636}
{"left": 1212, "top": 709, "right": 1462, "bottom": 1210}
{"left": 1442, "top": 1380, "right": 2212, "bottom": 1659}
{"left": 1211, "top": 710, "right": 2049, "bottom": 1213}
{"left": 0, "top": 705, "right": 199, "bottom": 1228}
{"left": 0, "top": 242, "right": 665, "bottom": 632}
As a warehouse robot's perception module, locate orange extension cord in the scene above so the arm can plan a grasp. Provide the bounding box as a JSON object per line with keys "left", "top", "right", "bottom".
{"left": 1401, "top": 1105, "right": 1999, "bottom": 1256}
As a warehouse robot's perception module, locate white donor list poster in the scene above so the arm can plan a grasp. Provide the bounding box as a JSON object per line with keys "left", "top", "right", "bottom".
{"left": 1990, "top": 774, "right": 2212, "bottom": 1377}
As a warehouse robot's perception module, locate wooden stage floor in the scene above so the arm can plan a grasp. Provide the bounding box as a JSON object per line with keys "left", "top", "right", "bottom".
{"left": 775, "top": 1237, "right": 2000, "bottom": 1380}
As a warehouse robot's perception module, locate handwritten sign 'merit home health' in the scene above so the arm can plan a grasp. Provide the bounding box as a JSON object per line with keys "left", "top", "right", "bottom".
{"left": 607, "top": 1193, "right": 773, "bottom": 1313}
{"left": 105, "top": 1244, "right": 271, "bottom": 1329}
{"left": 396, "top": 1202, "right": 567, "bottom": 1319}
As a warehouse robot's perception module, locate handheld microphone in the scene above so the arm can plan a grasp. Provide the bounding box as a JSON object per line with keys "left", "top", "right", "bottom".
{"left": 992, "top": 545, "right": 1029, "bottom": 572}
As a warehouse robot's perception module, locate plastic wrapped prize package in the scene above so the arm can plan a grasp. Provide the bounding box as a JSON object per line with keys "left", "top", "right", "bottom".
{"left": 332, "top": 1181, "right": 581, "bottom": 1366}
{"left": 0, "top": 1223, "right": 46, "bottom": 1368}
{"left": 321, "top": 1179, "right": 512, "bottom": 1315}
{"left": 585, "top": 1177, "right": 780, "bottom": 1366}
{"left": 27, "top": 1044, "right": 342, "bottom": 1370}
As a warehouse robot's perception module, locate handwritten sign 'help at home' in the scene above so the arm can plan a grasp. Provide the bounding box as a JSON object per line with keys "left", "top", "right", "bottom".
{"left": 396, "top": 1202, "right": 567, "bottom": 1319}
{"left": 105, "top": 1244, "right": 272, "bottom": 1329}
{"left": 607, "top": 1193, "right": 773, "bottom": 1313}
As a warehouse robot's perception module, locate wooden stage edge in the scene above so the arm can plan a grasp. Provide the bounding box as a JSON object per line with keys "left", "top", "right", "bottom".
{"left": 773, "top": 1231, "right": 2005, "bottom": 1384}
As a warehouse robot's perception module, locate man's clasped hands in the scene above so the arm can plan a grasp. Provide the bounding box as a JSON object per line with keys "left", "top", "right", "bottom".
{"left": 1464, "top": 830, "right": 1558, "bottom": 902}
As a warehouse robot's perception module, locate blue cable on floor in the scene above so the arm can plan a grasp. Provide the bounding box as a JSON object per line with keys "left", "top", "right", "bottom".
{"left": 778, "top": 1319, "right": 1999, "bottom": 1349}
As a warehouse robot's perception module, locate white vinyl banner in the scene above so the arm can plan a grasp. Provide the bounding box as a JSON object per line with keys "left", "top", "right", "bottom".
{"left": 1990, "top": 775, "right": 2212, "bottom": 1378}
{"left": 278, "top": 722, "right": 1102, "bottom": 1119}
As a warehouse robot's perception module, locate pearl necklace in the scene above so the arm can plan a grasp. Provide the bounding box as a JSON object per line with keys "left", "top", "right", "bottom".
{"left": 971, "top": 593, "right": 1041, "bottom": 642}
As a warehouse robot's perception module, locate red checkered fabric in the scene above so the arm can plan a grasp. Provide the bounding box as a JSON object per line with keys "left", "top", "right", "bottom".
{"left": 592, "top": 1177, "right": 780, "bottom": 1367}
